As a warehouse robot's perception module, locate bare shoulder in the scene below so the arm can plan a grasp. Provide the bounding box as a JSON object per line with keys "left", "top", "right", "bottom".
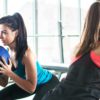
{"left": 22, "top": 47, "right": 36, "bottom": 64}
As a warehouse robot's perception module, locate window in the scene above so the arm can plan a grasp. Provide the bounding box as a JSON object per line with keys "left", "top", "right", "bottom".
{"left": 7, "top": 0, "right": 35, "bottom": 51}
{"left": 2, "top": 0, "right": 96, "bottom": 66}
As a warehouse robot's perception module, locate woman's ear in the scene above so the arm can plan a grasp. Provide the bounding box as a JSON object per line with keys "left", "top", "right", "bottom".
{"left": 13, "top": 29, "right": 18, "bottom": 37}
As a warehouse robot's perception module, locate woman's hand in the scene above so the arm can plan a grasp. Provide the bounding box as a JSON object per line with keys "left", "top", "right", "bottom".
{"left": 0, "top": 57, "right": 12, "bottom": 76}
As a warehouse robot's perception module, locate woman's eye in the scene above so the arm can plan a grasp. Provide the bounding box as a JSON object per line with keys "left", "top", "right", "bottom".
{"left": 1, "top": 31, "right": 7, "bottom": 35}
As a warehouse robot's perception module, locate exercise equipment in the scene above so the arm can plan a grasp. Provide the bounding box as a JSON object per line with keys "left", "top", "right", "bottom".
{"left": 0, "top": 46, "right": 10, "bottom": 66}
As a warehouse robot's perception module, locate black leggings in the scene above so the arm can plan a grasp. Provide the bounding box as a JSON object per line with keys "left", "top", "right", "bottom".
{"left": 0, "top": 75, "right": 59, "bottom": 100}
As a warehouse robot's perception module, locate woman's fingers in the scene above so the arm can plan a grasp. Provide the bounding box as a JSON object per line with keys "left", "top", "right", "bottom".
{"left": 1, "top": 57, "right": 7, "bottom": 65}
{"left": 0, "top": 67, "right": 4, "bottom": 71}
{"left": 8, "top": 58, "right": 12, "bottom": 65}
{"left": 0, "top": 61, "right": 5, "bottom": 68}
{"left": 0, "top": 67, "right": 5, "bottom": 74}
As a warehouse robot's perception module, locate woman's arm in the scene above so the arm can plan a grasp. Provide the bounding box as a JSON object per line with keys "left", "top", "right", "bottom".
{"left": 8, "top": 48, "right": 37, "bottom": 93}
{"left": 0, "top": 48, "right": 37, "bottom": 93}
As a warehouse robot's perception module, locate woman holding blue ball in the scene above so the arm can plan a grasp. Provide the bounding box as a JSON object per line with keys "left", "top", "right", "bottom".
{"left": 0, "top": 13, "right": 59, "bottom": 100}
{"left": 0, "top": 46, "right": 10, "bottom": 86}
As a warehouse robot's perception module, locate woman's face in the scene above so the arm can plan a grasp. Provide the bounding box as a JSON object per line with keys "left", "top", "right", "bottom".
{"left": 0, "top": 24, "right": 18, "bottom": 46}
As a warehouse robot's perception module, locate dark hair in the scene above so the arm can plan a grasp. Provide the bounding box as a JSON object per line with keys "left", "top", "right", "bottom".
{"left": 0, "top": 12, "right": 28, "bottom": 60}
{"left": 76, "top": 2, "right": 100, "bottom": 57}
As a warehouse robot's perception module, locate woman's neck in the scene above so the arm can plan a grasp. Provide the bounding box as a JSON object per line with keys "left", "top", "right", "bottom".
{"left": 9, "top": 43, "right": 16, "bottom": 51}
{"left": 8, "top": 39, "right": 16, "bottom": 51}
{"left": 9, "top": 49, "right": 17, "bottom": 68}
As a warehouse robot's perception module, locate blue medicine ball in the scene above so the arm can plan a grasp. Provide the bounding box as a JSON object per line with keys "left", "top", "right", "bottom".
{"left": 0, "top": 46, "right": 10, "bottom": 64}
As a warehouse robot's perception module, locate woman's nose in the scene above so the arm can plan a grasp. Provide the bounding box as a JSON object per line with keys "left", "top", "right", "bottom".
{"left": 0, "top": 33, "right": 3, "bottom": 38}
{"left": 0, "top": 33, "right": 1, "bottom": 38}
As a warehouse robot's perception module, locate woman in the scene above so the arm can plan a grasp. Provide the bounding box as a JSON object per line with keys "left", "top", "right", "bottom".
{"left": 0, "top": 12, "right": 59, "bottom": 100}
{"left": 42, "top": 1, "right": 100, "bottom": 100}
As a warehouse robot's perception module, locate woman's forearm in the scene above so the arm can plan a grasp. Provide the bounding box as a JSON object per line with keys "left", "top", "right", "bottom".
{"left": 9, "top": 71, "right": 36, "bottom": 93}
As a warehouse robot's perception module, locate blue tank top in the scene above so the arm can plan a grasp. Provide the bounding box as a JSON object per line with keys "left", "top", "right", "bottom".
{"left": 13, "top": 59, "right": 52, "bottom": 85}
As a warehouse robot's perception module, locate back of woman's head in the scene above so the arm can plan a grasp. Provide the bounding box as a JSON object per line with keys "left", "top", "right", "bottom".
{"left": 0, "top": 13, "right": 28, "bottom": 60}
{"left": 76, "top": 2, "right": 100, "bottom": 57}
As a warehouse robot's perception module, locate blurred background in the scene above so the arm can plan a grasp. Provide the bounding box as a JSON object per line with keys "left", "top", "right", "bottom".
{"left": 0, "top": 0, "right": 97, "bottom": 66}
{"left": 0, "top": 0, "right": 99, "bottom": 99}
